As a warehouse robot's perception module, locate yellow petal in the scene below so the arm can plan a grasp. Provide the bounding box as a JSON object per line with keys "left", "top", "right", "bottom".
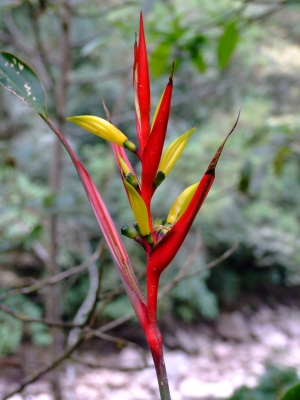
{"left": 158, "top": 127, "right": 197, "bottom": 176}
{"left": 67, "top": 115, "right": 128, "bottom": 146}
{"left": 124, "top": 181, "right": 150, "bottom": 236}
{"left": 167, "top": 183, "right": 199, "bottom": 224}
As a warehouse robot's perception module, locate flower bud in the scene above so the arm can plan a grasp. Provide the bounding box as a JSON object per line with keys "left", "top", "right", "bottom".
{"left": 167, "top": 183, "right": 199, "bottom": 224}
{"left": 124, "top": 181, "right": 150, "bottom": 236}
{"left": 158, "top": 127, "right": 197, "bottom": 177}
{"left": 153, "top": 217, "right": 166, "bottom": 229}
{"left": 67, "top": 115, "right": 134, "bottom": 148}
{"left": 121, "top": 225, "right": 138, "bottom": 239}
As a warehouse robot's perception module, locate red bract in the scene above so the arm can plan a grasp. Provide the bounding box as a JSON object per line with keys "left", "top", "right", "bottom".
{"left": 141, "top": 67, "right": 173, "bottom": 216}
{"left": 134, "top": 13, "right": 151, "bottom": 152}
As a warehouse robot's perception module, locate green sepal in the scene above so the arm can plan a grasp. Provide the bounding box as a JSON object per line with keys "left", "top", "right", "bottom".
{"left": 124, "top": 139, "right": 137, "bottom": 152}
{"left": 153, "top": 171, "right": 165, "bottom": 188}
{"left": 133, "top": 222, "right": 142, "bottom": 237}
{"left": 125, "top": 173, "right": 139, "bottom": 188}
{"left": 121, "top": 225, "right": 138, "bottom": 239}
{"left": 154, "top": 217, "right": 166, "bottom": 229}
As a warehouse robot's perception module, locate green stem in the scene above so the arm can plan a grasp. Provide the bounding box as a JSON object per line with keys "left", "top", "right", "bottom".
{"left": 145, "top": 324, "right": 171, "bottom": 400}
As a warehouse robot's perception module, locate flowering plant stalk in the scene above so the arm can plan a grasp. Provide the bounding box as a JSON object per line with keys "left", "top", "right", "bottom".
{"left": 0, "top": 13, "right": 238, "bottom": 400}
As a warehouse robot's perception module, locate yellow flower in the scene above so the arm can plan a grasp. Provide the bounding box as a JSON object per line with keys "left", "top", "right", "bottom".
{"left": 124, "top": 181, "right": 150, "bottom": 236}
{"left": 167, "top": 183, "right": 199, "bottom": 224}
{"left": 158, "top": 127, "right": 197, "bottom": 176}
{"left": 67, "top": 115, "right": 136, "bottom": 150}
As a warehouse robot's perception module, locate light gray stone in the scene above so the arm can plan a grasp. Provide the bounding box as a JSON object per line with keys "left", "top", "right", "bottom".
{"left": 216, "top": 312, "right": 250, "bottom": 341}
{"left": 118, "top": 347, "right": 145, "bottom": 368}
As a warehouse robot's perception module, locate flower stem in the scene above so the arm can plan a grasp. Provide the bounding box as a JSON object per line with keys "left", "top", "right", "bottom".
{"left": 145, "top": 324, "right": 171, "bottom": 400}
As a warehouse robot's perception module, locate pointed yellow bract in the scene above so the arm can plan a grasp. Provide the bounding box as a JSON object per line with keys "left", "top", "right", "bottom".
{"left": 158, "top": 127, "right": 197, "bottom": 176}
{"left": 124, "top": 181, "right": 150, "bottom": 236}
{"left": 167, "top": 182, "right": 199, "bottom": 224}
{"left": 118, "top": 155, "right": 131, "bottom": 176}
{"left": 67, "top": 115, "right": 128, "bottom": 146}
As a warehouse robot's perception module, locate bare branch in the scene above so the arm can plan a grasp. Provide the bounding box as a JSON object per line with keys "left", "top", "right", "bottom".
{"left": 1, "top": 333, "right": 84, "bottom": 400}
{"left": 0, "top": 303, "right": 81, "bottom": 328}
{"left": 71, "top": 355, "right": 150, "bottom": 372}
{"left": 0, "top": 241, "right": 103, "bottom": 301}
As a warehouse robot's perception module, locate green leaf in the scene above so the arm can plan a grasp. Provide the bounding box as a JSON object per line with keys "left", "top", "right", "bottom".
{"left": 273, "top": 146, "right": 291, "bottom": 176}
{"left": 0, "top": 52, "right": 48, "bottom": 117}
{"left": 150, "top": 42, "right": 171, "bottom": 78}
{"left": 191, "top": 51, "right": 206, "bottom": 73}
{"left": 280, "top": 383, "right": 300, "bottom": 400}
{"left": 217, "top": 21, "right": 239, "bottom": 69}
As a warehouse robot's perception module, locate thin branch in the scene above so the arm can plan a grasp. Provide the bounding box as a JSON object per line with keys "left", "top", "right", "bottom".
{"left": 1, "top": 333, "right": 84, "bottom": 400}
{"left": 158, "top": 242, "right": 239, "bottom": 299}
{"left": 184, "top": 242, "right": 239, "bottom": 280}
{"left": 67, "top": 236, "right": 103, "bottom": 346}
{"left": 27, "top": 2, "right": 55, "bottom": 88}
{"left": 0, "top": 303, "right": 82, "bottom": 328}
{"left": 86, "top": 329, "right": 143, "bottom": 352}
{"left": 71, "top": 355, "right": 150, "bottom": 372}
{"left": 0, "top": 241, "right": 103, "bottom": 301}
{"left": 158, "top": 232, "right": 203, "bottom": 299}
{"left": 98, "top": 313, "right": 135, "bottom": 333}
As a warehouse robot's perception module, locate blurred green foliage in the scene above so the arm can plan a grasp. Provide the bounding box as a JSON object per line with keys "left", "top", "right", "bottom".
{"left": 228, "top": 364, "right": 299, "bottom": 400}
{"left": 1, "top": 0, "right": 300, "bottom": 355}
{"left": 0, "top": 295, "right": 51, "bottom": 354}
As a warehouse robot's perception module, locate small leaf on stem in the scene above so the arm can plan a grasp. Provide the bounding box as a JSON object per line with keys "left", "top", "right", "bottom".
{"left": 0, "top": 52, "right": 48, "bottom": 117}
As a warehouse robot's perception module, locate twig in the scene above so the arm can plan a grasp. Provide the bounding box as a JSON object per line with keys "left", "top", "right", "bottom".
{"left": 1, "top": 333, "right": 84, "bottom": 400}
{"left": 0, "top": 303, "right": 82, "bottom": 328}
{"left": 158, "top": 232, "right": 203, "bottom": 299}
{"left": 71, "top": 355, "right": 150, "bottom": 372}
{"left": 85, "top": 329, "right": 143, "bottom": 351}
{"left": 184, "top": 242, "right": 239, "bottom": 280}
{"left": 159, "top": 241, "right": 239, "bottom": 299}
{"left": 67, "top": 236, "right": 103, "bottom": 346}
{"left": 98, "top": 313, "right": 135, "bottom": 333}
{"left": 0, "top": 241, "right": 103, "bottom": 301}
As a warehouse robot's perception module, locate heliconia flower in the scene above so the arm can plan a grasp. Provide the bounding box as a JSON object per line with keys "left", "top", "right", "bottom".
{"left": 167, "top": 182, "right": 199, "bottom": 224}
{"left": 66, "top": 115, "right": 136, "bottom": 150}
{"left": 124, "top": 180, "right": 151, "bottom": 238}
{"left": 154, "top": 127, "right": 197, "bottom": 187}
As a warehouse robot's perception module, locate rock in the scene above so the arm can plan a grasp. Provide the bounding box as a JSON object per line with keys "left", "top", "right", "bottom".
{"left": 175, "top": 329, "right": 200, "bottom": 354}
{"left": 127, "top": 385, "right": 153, "bottom": 400}
{"left": 135, "top": 368, "right": 158, "bottom": 391}
{"left": 213, "top": 342, "right": 232, "bottom": 360}
{"left": 251, "top": 323, "right": 288, "bottom": 349}
{"left": 164, "top": 350, "right": 190, "bottom": 380}
{"left": 108, "top": 389, "right": 132, "bottom": 400}
{"left": 179, "top": 377, "right": 233, "bottom": 398}
{"left": 266, "top": 331, "right": 288, "bottom": 349}
{"left": 75, "top": 384, "right": 99, "bottom": 400}
{"left": 118, "top": 347, "right": 144, "bottom": 369}
{"left": 34, "top": 395, "right": 52, "bottom": 400}
{"left": 216, "top": 312, "right": 250, "bottom": 341}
